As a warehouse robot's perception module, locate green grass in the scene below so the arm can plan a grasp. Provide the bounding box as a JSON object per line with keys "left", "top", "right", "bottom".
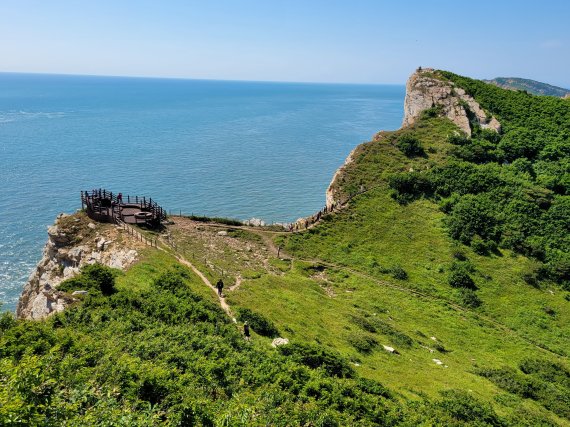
{"left": 217, "top": 115, "right": 570, "bottom": 423}
{"left": 116, "top": 247, "right": 218, "bottom": 303}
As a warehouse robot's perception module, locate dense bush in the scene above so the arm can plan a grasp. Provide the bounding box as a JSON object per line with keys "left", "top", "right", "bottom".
{"left": 277, "top": 342, "right": 355, "bottom": 378}
{"left": 389, "top": 73, "right": 570, "bottom": 287}
{"left": 348, "top": 332, "right": 378, "bottom": 353}
{"left": 58, "top": 263, "right": 117, "bottom": 295}
{"left": 477, "top": 364, "right": 570, "bottom": 420}
{"left": 236, "top": 307, "right": 280, "bottom": 338}
{"left": 390, "top": 265, "right": 408, "bottom": 280}
{"left": 457, "top": 288, "right": 482, "bottom": 308}
{"left": 397, "top": 134, "right": 426, "bottom": 157}
{"left": 2, "top": 269, "right": 427, "bottom": 425}
{"left": 388, "top": 173, "right": 433, "bottom": 204}
{"left": 446, "top": 194, "right": 499, "bottom": 245}
{"left": 447, "top": 267, "right": 477, "bottom": 290}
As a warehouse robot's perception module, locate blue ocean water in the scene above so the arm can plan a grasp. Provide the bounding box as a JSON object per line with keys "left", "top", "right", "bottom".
{"left": 0, "top": 73, "right": 405, "bottom": 311}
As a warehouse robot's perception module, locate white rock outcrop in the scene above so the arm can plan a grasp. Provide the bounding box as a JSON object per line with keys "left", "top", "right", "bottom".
{"left": 271, "top": 337, "right": 289, "bottom": 347}
{"left": 325, "top": 147, "right": 357, "bottom": 210}
{"left": 16, "top": 215, "right": 139, "bottom": 320}
{"left": 403, "top": 68, "right": 501, "bottom": 136}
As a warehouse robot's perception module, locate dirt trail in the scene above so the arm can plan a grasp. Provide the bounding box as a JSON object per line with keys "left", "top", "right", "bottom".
{"left": 160, "top": 218, "right": 564, "bottom": 359}
{"left": 229, "top": 275, "right": 242, "bottom": 291}
{"left": 155, "top": 237, "right": 236, "bottom": 321}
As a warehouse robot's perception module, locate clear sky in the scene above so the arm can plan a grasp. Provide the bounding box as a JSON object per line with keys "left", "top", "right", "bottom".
{"left": 1, "top": 0, "right": 569, "bottom": 86}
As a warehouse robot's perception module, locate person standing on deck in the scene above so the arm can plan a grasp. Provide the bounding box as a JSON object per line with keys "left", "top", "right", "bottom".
{"left": 117, "top": 193, "right": 123, "bottom": 204}
{"left": 216, "top": 279, "right": 224, "bottom": 297}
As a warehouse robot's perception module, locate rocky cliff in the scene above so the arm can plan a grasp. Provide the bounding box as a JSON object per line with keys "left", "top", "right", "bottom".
{"left": 325, "top": 146, "right": 357, "bottom": 210}
{"left": 325, "top": 68, "right": 501, "bottom": 210}
{"left": 16, "top": 212, "right": 141, "bottom": 320}
{"left": 403, "top": 68, "right": 501, "bottom": 136}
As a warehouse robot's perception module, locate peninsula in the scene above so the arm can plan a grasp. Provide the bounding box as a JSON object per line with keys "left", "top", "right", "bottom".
{"left": 5, "top": 69, "right": 570, "bottom": 426}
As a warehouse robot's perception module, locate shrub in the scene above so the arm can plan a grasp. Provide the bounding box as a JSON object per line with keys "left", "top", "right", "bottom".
{"left": 521, "top": 269, "right": 540, "bottom": 288}
{"left": 278, "top": 343, "right": 355, "bottom": 378}
{"left": 421, "top": 105, "right": 444, "bottom": 119}
{"left": 448, "top": 268, "right": 477, "bottom": 290}
{"left": 396, "top": 134, "right": 426, "bottom": 157}
{"left": 185, "top": 215, "right": 243, "bottom": 226}
{"left": 471, "top": 235, "right": 491, "bottom": 255}
{"left": 349, "top": 315, "right": 377, "bottom": 333}
{"left": 388, "top": 173, "right": 433, "bottom": 204}
{"left": 236, "top": 308, "right": 279, "bottom": 338}
{"left": 452, "top": 251, "right": 467, "bottom": 261}
{"left": 437, "top": 390, "right": 503, "bottom": 426}
{"left": 446, "top": 194, "right": 499, "bottom": 245}
{"left": 58, "top": 264, "right": 117, "bottom": 296}
{"left": 457, "top": 288, "right": 482, "bottom": 308}
{"left": 477, "top": 367, "right": 539, "bottom": 399}
{"left": 447, "top": 132, "right": 470, "bottom": 145}
{"left": 390, "top": 265, "right": 408, "bottom": 280}
{"left": 348, "top": 333, "right": 378, "bottom": 354}
{"left": 356, "top": 377, "right": 392, "bottom": 398}
{"left": 0, "top": 311, "right": 16, "bottom": 332}
{"left": 153, "top": 271, "right": 187, "bottom": 292}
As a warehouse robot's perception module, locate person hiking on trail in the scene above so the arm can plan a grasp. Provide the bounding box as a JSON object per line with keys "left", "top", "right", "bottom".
{"left": 243, "top": 322, "right": 250, "bottom": 341}
{"left": 216, "top": 279, "right": 224, "bottom": 297}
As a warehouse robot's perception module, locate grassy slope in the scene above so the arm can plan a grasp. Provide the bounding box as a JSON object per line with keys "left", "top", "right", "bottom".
{"left": 5, "top": 74, "right": 569, "bottom": 425}
{"left": 212, "top": 115, "right": 569, "bottom": 423}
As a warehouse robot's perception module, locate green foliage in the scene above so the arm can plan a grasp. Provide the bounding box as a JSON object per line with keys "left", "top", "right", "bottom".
{"left": 436, "top": 390, "right": 505, "bottom": 426}
{"left": 58, "top": 263, "right": 117, "bottom": 296}
{"left": 448, "top": 263, "right": 477, "bottom": 290}
{"left": 396, "top": 134, "right": 426, "bottom": 157}
{"left": 477, "top": 362, "right": 570, "bottom": 420}
{"left": 447, "top": 194, "right": 499, "bottom": 245}
{"left": 457, "top": 288, "right": 482, "bottom": 308}
{"left": 348, "top": 332, "right": 378, "bottom": 353}
{"left": 184, "top": 214, "right": 243, "bottom": 226}
{"left": 390, "top": 265, "right": 408, "bottom": 280}
{"left": 421, "top": 105, "right": 444, "bottom": 119}
{"left": 277, "top": 343, "right": 355, "bottom": 378}
{"left": 388, "top": 72, "right": 570, "bottom": 287}
{"left": 388, "top": 173, "right": 433, "bottom": 204}
{"left": 236, "top": 307, "right": 280, "bottom": 338}
{"left": 3, "top": 266, "right": 434, "bottom": 425}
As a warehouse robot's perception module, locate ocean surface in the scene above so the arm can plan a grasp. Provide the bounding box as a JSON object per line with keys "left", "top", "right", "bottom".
{"left": 0, "top": 73, "right": 405, "bottom": 312}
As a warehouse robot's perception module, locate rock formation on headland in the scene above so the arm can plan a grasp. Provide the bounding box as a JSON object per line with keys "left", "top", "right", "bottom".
{"left": 403, "top": 68, "right": 501, "bottom": 136}
{"left": 17, "top": 212, "right": 140, "bottom": 320}
{"left": 325, "top": 68, "right": 501, "bottom": 210}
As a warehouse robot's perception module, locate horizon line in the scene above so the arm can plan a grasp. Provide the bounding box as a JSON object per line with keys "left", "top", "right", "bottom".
{"left": 0, "top": 70, "right": 407, "bottom": 87}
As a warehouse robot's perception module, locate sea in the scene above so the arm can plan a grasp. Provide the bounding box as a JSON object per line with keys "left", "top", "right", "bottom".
{"left": 0, "top": 72, "right": 405, "bottom": 312}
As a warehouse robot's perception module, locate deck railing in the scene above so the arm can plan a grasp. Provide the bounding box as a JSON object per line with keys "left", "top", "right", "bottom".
{"left": 81, "top": 188, "right": 167, "bottom": 227}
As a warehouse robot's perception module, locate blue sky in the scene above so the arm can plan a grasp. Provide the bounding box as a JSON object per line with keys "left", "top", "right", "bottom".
{"left": 1, "top": 0, "right": 569, "bottom": 86}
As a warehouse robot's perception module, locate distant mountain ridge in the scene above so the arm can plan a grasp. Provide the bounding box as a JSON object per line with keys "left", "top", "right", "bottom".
{"left": 483, "top": 76, "right": 570, "bottom": 97}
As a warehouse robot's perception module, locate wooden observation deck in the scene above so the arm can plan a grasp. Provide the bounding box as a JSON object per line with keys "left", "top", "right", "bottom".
{"left": 81, "top": 189, "right": 167, "bottom": 229}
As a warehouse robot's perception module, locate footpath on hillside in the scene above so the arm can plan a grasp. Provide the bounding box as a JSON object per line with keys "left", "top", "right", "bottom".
{"left": 154, "top": 217, "right": 567, "bottom": 359}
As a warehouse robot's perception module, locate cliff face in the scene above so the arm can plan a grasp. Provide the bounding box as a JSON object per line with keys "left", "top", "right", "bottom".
{"left": 17, "top": 212, "right": 140, "bottom": 320}
{"left": 403, "top": 68, "right": 501, "bottom": 136}
{"left": 325, "top": 147, "right": 356, "bottom": 210}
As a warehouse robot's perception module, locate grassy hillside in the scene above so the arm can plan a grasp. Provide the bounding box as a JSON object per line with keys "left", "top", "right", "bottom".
{"left": 2, "top": 71, "right": 569, "bottom": 425}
